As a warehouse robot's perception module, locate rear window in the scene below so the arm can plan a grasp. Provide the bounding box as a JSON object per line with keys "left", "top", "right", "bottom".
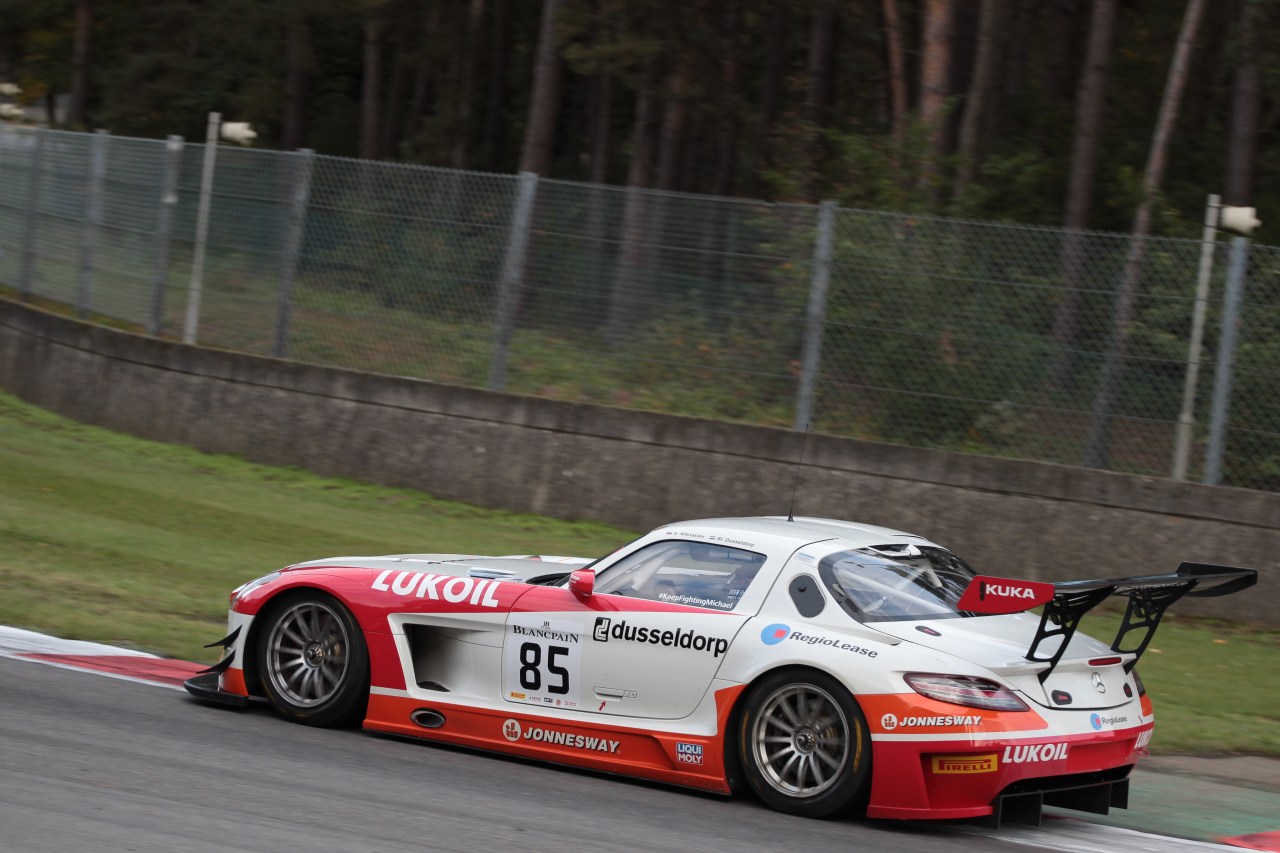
{"left": 818, "top": 545, "right": 977, "bottom": 623}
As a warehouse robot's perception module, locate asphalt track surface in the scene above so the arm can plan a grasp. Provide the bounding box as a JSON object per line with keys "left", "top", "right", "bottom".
{"left": 0, "top": 655, "right": 1246, "bottom": 853}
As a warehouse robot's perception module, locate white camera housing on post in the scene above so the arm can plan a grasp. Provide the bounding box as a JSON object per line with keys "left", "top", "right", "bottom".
{"left": 1220, "top": 205, "right": 1261, "bottom": 235}
{"left": 220, "top": 122, "right": 257, "bottom": 146}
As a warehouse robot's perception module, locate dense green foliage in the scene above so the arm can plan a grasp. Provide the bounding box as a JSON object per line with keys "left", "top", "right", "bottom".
{"left": 0, "top": 0, "right": 1276, "bottom": 240}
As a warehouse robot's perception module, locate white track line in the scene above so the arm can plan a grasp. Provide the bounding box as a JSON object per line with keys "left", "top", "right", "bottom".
{"left": 954, "top": 820, "right": 1242, "bottom": 852}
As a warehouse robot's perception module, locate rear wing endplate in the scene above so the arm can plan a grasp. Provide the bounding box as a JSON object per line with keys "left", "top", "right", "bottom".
{"left": 961, "top": 563, "right": 1257, "bottom": 682}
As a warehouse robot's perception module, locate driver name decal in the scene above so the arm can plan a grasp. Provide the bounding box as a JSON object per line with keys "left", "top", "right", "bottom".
{"left": 370, "top": 570, "right": 501, "bottom": 607}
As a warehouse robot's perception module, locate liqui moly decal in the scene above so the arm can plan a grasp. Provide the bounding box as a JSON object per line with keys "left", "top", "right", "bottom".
{"left": 1001, "top": 743, "right": 1068, "bottom": 764}
{"left": 957, "top": 576, "right": 1055, "bottom": 614}
{"left": 675, "top": 742, "right": 704, "bottom": 766}
{"left": 371, "top": 571, "right": 502, "bottom": 607}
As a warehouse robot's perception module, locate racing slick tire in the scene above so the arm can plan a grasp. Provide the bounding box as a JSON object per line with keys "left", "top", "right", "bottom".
{"left": 257, "top": 590, "right": 370, "bottom": 727}
{"left": 738, "top": 669, "right": 871, "bottom": 818}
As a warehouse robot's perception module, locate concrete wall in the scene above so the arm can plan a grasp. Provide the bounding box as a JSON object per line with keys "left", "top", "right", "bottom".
{"left": 3, "top": 298, "right": 1277, "bottom": 625}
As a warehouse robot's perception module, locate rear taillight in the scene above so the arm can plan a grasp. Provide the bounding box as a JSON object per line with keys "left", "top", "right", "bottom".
{"left": 903, "top": 673, "right": 1030, "bottom": 712}
{"left": 1132, "top": 669, "right": 1146, "bottom": 697}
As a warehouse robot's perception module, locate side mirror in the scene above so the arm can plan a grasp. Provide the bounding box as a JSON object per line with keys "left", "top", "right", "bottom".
{"left": 569, "top": 569, "right": 594, "bottom": 599}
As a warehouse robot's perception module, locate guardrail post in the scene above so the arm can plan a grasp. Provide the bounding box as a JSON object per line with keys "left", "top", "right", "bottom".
{"left": 18, "top": 127, "right": 45, "bottom": 301}
{"left": 77, "top": 128, "right": 108, "bottom": 319}
{"left": 184, "top": 111, "right": 220, "bottom": 345}
{"left": 148, "top": 135, "right": 184, "bottom": 336}
{"left": 273, "top": 149, "right": 315, "bottom": 358}
{"left": 1170, "top": 193, "right": 1219, "bottom": 480}
{"left": 795, "top": 200, "right": 837, "bottom": 430}
{"left": 1203, "top": 235, "right": 1250, "bottom": 485}
{"left": 488, "top": 170, "right": 538, "bottom": 390}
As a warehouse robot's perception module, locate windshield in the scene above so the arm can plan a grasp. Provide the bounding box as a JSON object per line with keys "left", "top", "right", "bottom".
{"left": 818, "top": 545, "right": 977, "bottom": 623}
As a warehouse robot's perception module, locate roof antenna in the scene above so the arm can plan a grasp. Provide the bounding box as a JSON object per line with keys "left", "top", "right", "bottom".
{"left": 787, "top": 423, "right": 812, "bottom": 522}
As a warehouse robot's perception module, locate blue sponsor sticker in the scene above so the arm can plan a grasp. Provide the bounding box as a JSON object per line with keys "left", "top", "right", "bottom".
{"left": 761, "top": 623, "right": 791, "bottom": 645}
{"left": 1090, "top": 713, "right": 1102, "bottom": 731}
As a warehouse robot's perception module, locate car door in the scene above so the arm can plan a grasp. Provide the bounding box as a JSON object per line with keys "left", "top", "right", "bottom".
{"left": 499, "top": 540, "right": 766, "bottom": 720}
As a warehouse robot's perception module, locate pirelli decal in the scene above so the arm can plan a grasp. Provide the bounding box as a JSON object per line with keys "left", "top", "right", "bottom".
{"left": 930, "top": 753, "right": 998, "bottom": 775}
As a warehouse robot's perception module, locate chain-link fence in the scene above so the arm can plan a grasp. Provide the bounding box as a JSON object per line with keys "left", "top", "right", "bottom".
{"left": 3, "top": 123, "right": 1278, "bottom": 491}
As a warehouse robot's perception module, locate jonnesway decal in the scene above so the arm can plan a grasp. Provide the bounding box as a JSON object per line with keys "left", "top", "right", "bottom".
{"left": 881, "top": 713, "right": 982, "bottom": 730}
{"left": 501, "top": 719, "right": 619, "bottom": 753}
{"left": 371, "top": 570, "right": 501, "bottom": 607}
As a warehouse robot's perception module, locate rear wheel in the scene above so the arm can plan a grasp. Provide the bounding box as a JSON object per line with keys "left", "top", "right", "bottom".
{"left": 258, "top": 591, "right": 369, "bottom": 727}
{"left": 738, "top": 669, "right": 870, "bottom": 817}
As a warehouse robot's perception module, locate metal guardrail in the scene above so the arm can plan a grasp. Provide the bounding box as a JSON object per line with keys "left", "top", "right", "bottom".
{"left": 2, "top": 123, "right": 1278, "bottom": 491}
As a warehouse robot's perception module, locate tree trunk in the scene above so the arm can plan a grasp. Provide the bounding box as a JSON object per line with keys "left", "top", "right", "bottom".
{"left": 1044, "top": 0, "right": 1117, "bottom": 395}
{"left": 70, "top": 0, "right": 92, "bottom": 128}
{"left": 360, "top": 17, "right": 384, "bottom": 161}
{"left": 881, "top": 0, "right": 908, "bottom": 149}
{"left": 918, "top": 0, "right": 955, "bottom": 200}
{"left": 952, "top": 0, "right": 1002, "bottom": 202}
{"left": 1223, "top": 0, "right": 1262, "bottom": 206}
{"left": 803, "top": 0, "right": 837, "bottom": 195}
{"left": 655, "top": 52, "right": 694, "bottom": 192}
{"left": 379, "top": 24, "right": 412, "bottom": 159}
{"left": 1081, "top": 0, "right": 1208, "bottom": 468}
{"left": 281, "top": 14, "right": 310, "bottom": 151}
{"left": 712, "top": 0, "right": 742, "bottom": 199}
{"left": 481, "top": 0, "right": 512, "bottom": 170}
{"left": 745, "top": 0, "right": 789, "bottom": 197}
{"left": 405, "top": 4, "right": 439, "bottom": 148}
{"left": 451, "top": 0, "right": 488, "bottom": 169}
{"left": 607, "top": 63, "right": 660, "bottom": 341}
{"left": 587, "top": 66, "right": 612, "bottom": 185}
{"left": 517, "top": 0, "right": 563, "bottom": 176}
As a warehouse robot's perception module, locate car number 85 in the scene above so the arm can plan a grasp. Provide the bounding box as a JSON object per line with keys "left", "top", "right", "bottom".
{"left": 519, "top": 642, "right": 570, "bottom": 694}
{"left": 503, "top": 615, "right": 583, "bottom": 707}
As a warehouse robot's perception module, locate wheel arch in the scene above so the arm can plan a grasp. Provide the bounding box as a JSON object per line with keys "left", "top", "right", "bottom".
{"left": 240, "top": 583, "right": 342, "bottom": 699}
{"left": 723, "top": 663, "right": 871, "bottom": 796}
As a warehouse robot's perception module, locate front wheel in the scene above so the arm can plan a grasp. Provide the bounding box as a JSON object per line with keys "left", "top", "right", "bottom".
{"left": 738, "top": 669, "right": 871, "bottom": 818}
{"left": 257, "top": 591, "right": 369, "bottom": 727}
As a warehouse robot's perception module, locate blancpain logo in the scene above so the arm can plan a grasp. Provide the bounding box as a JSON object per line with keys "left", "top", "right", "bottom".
{"left": 501, "top": 719, "right": 619, "bottom": 753}
{"left": 1002, "top": 743, "right": 1068, "bottom": 763}
{"left": 371, "top": 570, "right": 501, "bottom": 607}
{"left": 512, "top": 624, "right": 580, "bottom": 644}
{"left": 881, "top": 713, "right": 983, "bottom": 730}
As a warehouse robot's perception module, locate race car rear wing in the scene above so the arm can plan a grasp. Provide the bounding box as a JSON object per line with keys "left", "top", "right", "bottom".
{"left": 957, "top": 563, "right": 1257, "bottom": 682}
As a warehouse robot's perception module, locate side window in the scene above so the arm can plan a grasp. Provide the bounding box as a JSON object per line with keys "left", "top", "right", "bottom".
{"left": 595, "top": 540, "right": 767, "bottom": 611}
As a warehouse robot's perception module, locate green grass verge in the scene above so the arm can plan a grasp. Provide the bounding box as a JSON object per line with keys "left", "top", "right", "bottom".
{"left": 0, "top": 390, "right": 1275, "bottom": 756}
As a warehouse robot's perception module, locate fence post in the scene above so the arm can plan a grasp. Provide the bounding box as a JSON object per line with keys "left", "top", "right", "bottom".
{"left": 488, "top": 170, "right": 538, "bottom": 390}
{"left": 184, "top": 111, "right": 220, "bottom": 345}
{"left": 77, "top": 129, "right": 108, "bottom": 319}
{"left": 18, "top": 127, "right": 45, "bottom": 301}
{"left": 148, "top": 135, "right": 184, "bottom": 336}
{"left": 1203, "top": 235, "right": 1250, "bottom": 485}
{"left": 273, "top": 149, "right": 315, "bottom": 359}
{"left": 795, "top": 200, "right": 837, "bottom": 430}
{"left": 1171, "top": 194, "right": 1220, "bottom": 480}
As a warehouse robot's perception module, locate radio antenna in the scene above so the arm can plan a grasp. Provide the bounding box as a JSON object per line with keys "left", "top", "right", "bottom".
{"left": 787, "top": 423, "right": 812, "bottom": 522}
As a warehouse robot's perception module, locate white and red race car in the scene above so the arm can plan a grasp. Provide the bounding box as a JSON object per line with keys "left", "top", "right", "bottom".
{"left": 186, "top": 516, "right": 1255, "bottom": 825}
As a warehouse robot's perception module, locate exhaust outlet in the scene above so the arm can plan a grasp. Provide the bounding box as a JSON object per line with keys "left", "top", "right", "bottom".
{"left": 410, "top": 708, "right": 446, "bottom": 728}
